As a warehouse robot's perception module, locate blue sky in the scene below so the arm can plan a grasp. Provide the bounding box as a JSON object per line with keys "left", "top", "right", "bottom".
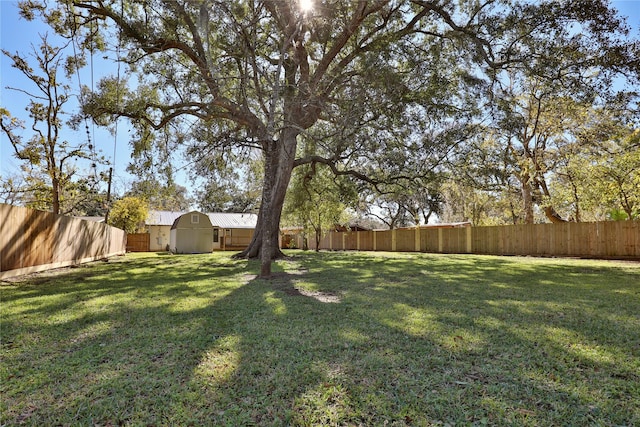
{"left": 0, "top": 0, "right": 140, "bottom": 197}
{"left": 1, "top": 0, "right": 639, "bottom": 202}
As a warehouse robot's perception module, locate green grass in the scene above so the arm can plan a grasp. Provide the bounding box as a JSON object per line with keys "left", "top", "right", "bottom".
{"left": 1, "top": 251, "right": 639, "bottom": 426}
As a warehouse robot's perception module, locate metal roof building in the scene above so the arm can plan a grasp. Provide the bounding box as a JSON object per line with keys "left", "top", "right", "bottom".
{"left": 146, "top": 211, "right": 184, "bottom": 226}
{"left": 145, "top": 210, "right": 257, "bottom": 252}
{"left": 146, "top": 211, "right": 257, "bottom": 228}
{"left": 205, "top": 212, "right": 257, "bottom": 229}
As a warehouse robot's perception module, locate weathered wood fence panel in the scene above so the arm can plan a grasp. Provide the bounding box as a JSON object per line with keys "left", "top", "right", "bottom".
{"left": 421, "top": 228, "right": 439, "bottom": 253}
{"left": 472, "top": 226, "right": 499, "bottom": 254}
{"left": 359, "top": 231, "right": 374, "bottom": 251}
{"left": 396, "top": 229, "right": 416, "bottom": 252}
{"left": 296, "top": 221, "right": 639, "bottom": 260}
{"left": 375, "top": 230, "right": 393, "bottom": 252}
{"left": 344, "top": 232, "right": 358, "bottom": 250}
{"left": 126, "top": 233, "right": 150, "bottom": 252}
{"left": 320, "top": 233, "right": 332, "bottom": 250}
{"left": 441, "top": 228, "right": 470, "bottom": 253}
{"left": 1, "top": 204, "right": 127, "bottom": 279}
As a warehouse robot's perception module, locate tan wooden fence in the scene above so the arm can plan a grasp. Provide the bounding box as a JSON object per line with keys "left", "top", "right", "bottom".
{"left": 290, "top": 221, "right": 640, "bottom": 260}
{"left": 1, "top": 204, "right": 127, "bottom": 279}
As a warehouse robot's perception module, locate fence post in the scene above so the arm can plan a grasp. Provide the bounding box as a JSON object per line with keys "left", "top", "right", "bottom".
{"left": 299, "top": 221, "right": 637, "bottom": 259}
{"left": 392, "top": 229, "right": 397, "bottom": 252}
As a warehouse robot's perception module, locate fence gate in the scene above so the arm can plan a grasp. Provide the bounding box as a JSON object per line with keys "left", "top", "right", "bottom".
{"left": 126, "top": 233, "right": 150, "bottom": 252}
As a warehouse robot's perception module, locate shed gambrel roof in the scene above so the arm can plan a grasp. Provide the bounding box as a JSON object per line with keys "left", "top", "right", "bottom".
{"left": 146, "top": 210, "right": 257, "bottom": 229}
{"left": 170, "top": 211, "right": 213, "bottom": 230}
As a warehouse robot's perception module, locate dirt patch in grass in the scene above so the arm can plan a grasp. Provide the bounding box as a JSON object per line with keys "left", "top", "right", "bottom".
{"left": 280, "top": 285, "right": 341, "bottom": 303}
{"left": 0, "top": 256, "right": 126, "bottom": 286}
{"left": 266, "top": 271, "right": 342, "bottom": 303}
{"left": 1, "top": 265, "right": 86, "bottom": 285}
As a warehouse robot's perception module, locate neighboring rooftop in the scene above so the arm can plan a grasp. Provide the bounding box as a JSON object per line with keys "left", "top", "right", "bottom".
{"left": 206, "top": 212, "right": 257, "bottom": 229}
{"left": 146, "top": 211, "right": 183, "bottom": 226}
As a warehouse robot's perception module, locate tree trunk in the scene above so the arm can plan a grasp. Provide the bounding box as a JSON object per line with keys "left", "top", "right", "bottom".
{"left": 570, "top": 181, "right": 581, "bottom": 222}
{"left": 235, "top": 128, "right": 299, "bottom": 277}
{"left": 521, "top": 178, "right": 534, "bottom": 224}
{"left": 615, "top": 178, "right": 634, "bottom": 220}
{"left": 536, "top": 178, "right": 567, "bottom": 223}
{"left": 315, "top": 227, "right": 321, "bottom": 252}
{"left": 543, "top": 206, "right": 567, "bottom": 223}
{"left": 52, "top": 175, "right": 61, "bottom": 215}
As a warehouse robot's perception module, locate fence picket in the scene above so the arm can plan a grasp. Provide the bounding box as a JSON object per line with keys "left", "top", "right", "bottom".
{"left": 294, "top": 222, "right": 639, "bottom": 260}
{"left": 1, "top": 204, "right": 127, "bottom": 278}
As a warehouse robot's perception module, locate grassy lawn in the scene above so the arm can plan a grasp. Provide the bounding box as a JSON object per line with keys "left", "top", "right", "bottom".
{"left": 1, "top": 251, "right": 639, "bottom": 426}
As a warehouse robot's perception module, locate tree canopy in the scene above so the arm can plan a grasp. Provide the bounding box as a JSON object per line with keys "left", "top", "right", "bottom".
{"left": 107, "top": 195, "right": 148, "bottom": 233}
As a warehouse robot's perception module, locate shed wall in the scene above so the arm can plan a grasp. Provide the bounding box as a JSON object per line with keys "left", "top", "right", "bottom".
{"left": 170, "top": 212, "right": 214, "bottom": 254}
{"left": 149, "top": 225, "right": 171, "bottom": 251}
{"left": 174, "top": 228, "right": 213, "bottom": 253}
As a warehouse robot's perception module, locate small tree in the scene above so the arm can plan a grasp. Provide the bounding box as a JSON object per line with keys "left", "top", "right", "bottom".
{"left": 1, "top": 35, "right": 105, "bottom": 215}
{"left": 593, "top": 128, "right": 640, "bottom": 220}
{"left": 283, "top": 164, "right": 353, "bottom": 251}
{"left": 107, "top": 196, "right": 148, "bottom": 233}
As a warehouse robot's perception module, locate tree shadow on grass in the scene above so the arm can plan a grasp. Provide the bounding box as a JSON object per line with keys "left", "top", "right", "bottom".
{"left": 1, "top": 252, "right": 639, "bottom": 425}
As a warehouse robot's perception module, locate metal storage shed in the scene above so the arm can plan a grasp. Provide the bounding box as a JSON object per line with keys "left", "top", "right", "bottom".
{"left": 169, "top": 211, "right": 214, "bottom": 254}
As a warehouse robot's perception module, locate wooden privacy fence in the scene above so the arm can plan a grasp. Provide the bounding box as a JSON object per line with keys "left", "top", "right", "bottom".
{"left": 289, "top": 221, "right": 640, "bottom": 259}
{"left": 1, "top": 204, "right": 127, "bottom": 279}
{"left": 126, "top": 233, "right": 150, "bottom": 252}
